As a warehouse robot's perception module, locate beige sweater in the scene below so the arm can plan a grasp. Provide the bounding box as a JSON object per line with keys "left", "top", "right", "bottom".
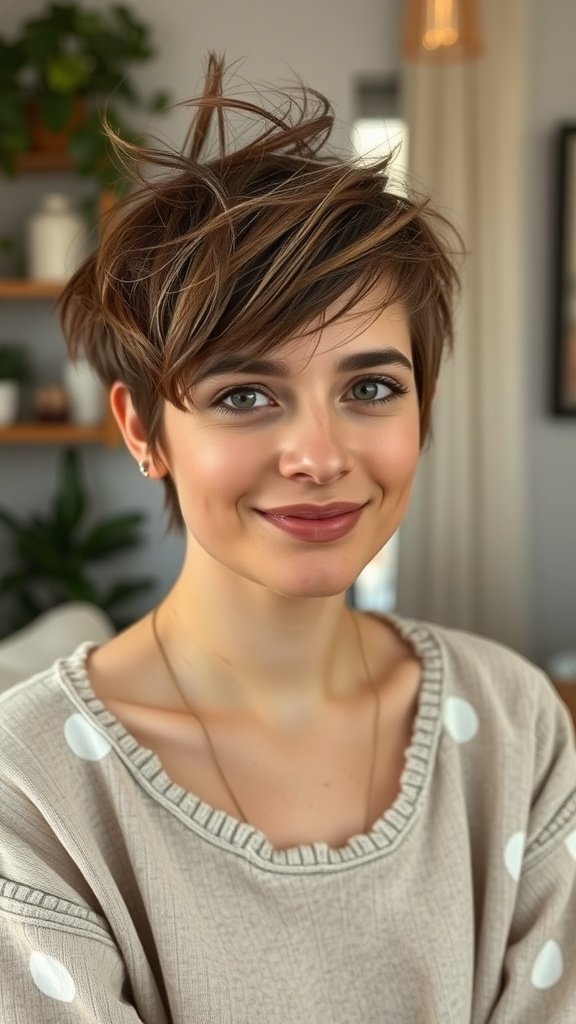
{"left": 1, "top": 614, "right": 575, "bottom": 1023}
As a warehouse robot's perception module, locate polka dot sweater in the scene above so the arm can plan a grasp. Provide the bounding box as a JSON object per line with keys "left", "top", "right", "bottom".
{"left": 1, "top": 615, "right": 575, "bottom": 1023}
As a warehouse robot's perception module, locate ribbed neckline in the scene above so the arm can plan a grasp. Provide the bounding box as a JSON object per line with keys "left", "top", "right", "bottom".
{"left": 55, "top": 613, "right": 444, "bottom": 872}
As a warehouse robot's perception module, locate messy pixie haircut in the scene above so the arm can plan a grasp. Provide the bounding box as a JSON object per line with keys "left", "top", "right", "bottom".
{"left": 60, "top": 52, "right": 460, "bottom": 530}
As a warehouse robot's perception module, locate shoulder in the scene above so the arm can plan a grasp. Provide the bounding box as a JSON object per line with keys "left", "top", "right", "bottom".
{"left": 0, "top": 645, "right": 116, "bottom": 885}
{"left": 396, "top": 613, "right": 565, "bottom": 727}
{"left": 398, "top": 615, "right": 576, "bottom": 851}
{"left": 423, "top": 615, "right": 547, "bottom": 683}
{"left": 0, "top": 646, "right": 96, "bottom": 786}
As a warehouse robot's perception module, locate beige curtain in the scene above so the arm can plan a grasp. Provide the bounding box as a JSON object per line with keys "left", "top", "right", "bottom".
{"left": 396, "top": 0, "right": 531, "bottom": 653}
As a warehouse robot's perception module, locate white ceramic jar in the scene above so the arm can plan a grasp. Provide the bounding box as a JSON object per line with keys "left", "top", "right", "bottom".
{"left": 26, "top": 193, "right": 88, "bottom": 281}
{"left": 0, "top": 381, "right": 19, "bottom": 425}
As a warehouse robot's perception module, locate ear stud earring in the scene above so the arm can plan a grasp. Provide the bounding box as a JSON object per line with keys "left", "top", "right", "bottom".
{"left": 138, "top": 460, "right": 150, "bottom": 478}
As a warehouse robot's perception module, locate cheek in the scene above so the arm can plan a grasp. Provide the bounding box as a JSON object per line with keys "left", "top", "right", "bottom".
{"left": 171, "top": 431, "right": 264, "bottom": 506}
{"left": 369, "top": 418, "right": 421, "bottom": 481}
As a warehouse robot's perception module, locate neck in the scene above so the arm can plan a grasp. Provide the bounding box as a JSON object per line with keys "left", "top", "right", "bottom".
{"left": 156, "top": 551, "right": 364, "bottom": 727}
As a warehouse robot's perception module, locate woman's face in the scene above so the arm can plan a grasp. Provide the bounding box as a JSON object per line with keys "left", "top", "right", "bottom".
{"left": 160, "top": 292, "right": 421, "bottom": 599}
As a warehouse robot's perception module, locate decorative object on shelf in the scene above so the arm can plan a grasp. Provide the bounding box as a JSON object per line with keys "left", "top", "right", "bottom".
{"left": 553, "top": 124, "right": 576, "bottom": 416}
{"left": 0, "top": 2, "right": 171, "bottom": 193}
{"left": 0, "top": 344, "right": 31, "bottom": 425}
{"left": 26, "top": 192, "right": 88, "bottom": 281}
{"left": 0, "top": 447, "right": 155, "bottom": 636}
{"left": 32, "top": 384, "right": 68, "bottom": 422}
{"left": 63, "top": 356, "right": 105, "bottom": 424}
{"left": 402, "top": 0, "right": 483, "bottom": 61}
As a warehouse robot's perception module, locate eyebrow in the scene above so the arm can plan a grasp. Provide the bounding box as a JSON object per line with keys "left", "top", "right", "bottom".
{"left": 195, "top": 347, "right": 413, "bottom": 383}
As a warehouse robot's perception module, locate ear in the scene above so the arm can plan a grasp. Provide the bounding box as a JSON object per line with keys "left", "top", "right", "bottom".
{"left": 109, "top": 381, "right": 167, "bottom": 479}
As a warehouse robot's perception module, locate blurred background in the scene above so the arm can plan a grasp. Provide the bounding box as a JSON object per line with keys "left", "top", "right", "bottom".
{"left": 0, "top": 0, "right": 574, "bottom": 679}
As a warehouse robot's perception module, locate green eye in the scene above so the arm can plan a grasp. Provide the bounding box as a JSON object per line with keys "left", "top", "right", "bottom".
{"left": 346, "top": 376, "right": 408, "bottom": 407}
{"left": 350, "top": 382, "right": 381, "bottom": 401}
{"left": 214, "top": 387, "right": 272, "bottom": 415}
{"left": 212, "top": 376, "right": 407, "bottom": 417}
{"left": 228, "top": 390, "right": 258, "bottom": 409}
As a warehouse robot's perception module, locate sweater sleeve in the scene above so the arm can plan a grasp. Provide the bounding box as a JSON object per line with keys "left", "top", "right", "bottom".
{"left": 486, "top": 687, "right": 576, "bottom": 1023}
{"left": 0, "top": 879, "right": 147, "bottom": 1022}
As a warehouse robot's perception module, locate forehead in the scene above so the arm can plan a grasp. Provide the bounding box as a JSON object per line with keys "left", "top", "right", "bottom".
{"left": 192, "top": 290, "right": 412, "bottom": 386}
{"left": 279, "top": 298, "right": 411, "bottom": 371}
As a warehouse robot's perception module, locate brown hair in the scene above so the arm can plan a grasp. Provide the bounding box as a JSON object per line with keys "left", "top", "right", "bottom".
{"left": 60, "top": 52, "right": 461, "bottom": 529}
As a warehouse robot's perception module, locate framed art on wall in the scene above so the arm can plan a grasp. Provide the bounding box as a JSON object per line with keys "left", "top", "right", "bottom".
{"left": 553, "top": 124, "right": 576, "bottom": 415}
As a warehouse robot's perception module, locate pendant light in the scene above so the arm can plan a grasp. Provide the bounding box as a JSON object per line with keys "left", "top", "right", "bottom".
{"left": 402, "top": 0, "right": 483, "bottom": 61}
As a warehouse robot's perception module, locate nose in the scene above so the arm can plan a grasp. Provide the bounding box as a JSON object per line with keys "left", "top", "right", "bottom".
{"left": 277, "top": 404, "right": 354, "bottom": 484}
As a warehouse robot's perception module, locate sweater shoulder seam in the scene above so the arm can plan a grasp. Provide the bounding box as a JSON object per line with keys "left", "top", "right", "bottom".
{"left": 0, "top": 877, "right": 112, "bottom": 941}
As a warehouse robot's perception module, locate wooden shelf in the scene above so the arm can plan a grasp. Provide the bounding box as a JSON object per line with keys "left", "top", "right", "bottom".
{"left": 0, "top": 421, "right": 119, "bottom": 447}
{"left": 0, "top": 279, "right": 64, "bottom": 299}
{"left": 0, "top": 156, "right": 119, "bottom": 450}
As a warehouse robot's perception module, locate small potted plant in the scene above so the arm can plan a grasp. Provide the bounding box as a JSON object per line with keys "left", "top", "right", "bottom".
{"left": 0, "top": 447, "right": 155, "bottom": 634}
{"left": 0, "top": 344, "right": 31, "bottom": 425}
{"left": 0, "top": 2, "right": 170, "bottom": 193}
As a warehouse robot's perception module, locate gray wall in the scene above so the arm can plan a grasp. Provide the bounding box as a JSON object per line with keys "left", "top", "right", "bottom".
{"left": 0, "top": 0, "right": 402, "bottom": 626}
{"left": 525, "top": 0, "right": 576, "bottom": 665}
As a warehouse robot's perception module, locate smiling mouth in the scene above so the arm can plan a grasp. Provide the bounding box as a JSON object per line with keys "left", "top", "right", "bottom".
{"left": 254, "top": 505, "right": 366, "bottom": 542}
{"left": 257, "top": 503, "right": 366, "bottom": 519}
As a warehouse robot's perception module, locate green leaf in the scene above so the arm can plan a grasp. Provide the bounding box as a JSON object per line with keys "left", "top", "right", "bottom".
{"left": 0, "top": 90, "right": 26, "bottom": 130}
{"left": 54, "top": 449, "right": 85, "bottom": 535}
{"left": 21, "top": 21, "right": 62, "bottom": 65}
{"left": 67, "top": 121, "right": 104, "bottom": 172}
{"left": 38, "top": 91, "right": 74, "bottom": 132}
{"left": 0, "top": 41, "right": 26, "bottom": 83}
{"left": 68, "top": 113, "right": 120, "bottom": 186}
{"left": 13, "top": 511, "right": 75, "bottom": 566}
{"left": 79, "top": 512, "right": 145, "bottom": 559}
{"left": 16, "top": 536, "right": 66, "bottom": 575}
{"left": 63, "top": 575, "right": 101, "bottom": 603}
{"left": 75, "top": 11, "right": 105, "bottom": 37}
{"left": 0, "top": 569, "right": 32, "bottom": 595}
{"left": 0, "top": 344, "right": 31, "bottom": 383}
{"left": 13, "top": 589, "right": 45, "bottom": 628}
{"left": 45, "top": 53, "right": 92, "bottom": 93}
{"left": 0, "top": 507, "right": 23, "bottom": 535}
{"left": 148, "top": 90, "right": 171, "bottom": 112}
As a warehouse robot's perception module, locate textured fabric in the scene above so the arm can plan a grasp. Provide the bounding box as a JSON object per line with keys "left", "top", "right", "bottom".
{"left": 0, "top": 614, "right": 575, "bottom": 1023}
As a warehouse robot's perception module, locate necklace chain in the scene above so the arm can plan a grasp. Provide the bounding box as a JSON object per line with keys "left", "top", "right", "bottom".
{"left": 151, "top": 605, "right": 381, "bottom": 834}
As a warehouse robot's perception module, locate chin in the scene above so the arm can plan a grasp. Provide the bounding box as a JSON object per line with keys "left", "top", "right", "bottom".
{"left": 266, "top": 570, "right": 358, "bottom": 601}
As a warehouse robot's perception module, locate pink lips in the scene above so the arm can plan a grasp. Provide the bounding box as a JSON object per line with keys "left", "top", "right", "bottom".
{"left": 255, "top": 502, "right": 367, "bottom": 542}
{"left": 260, "top": 502, "right": 365, "bottom": 519}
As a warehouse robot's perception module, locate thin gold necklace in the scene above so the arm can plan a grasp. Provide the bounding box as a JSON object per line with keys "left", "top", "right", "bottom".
{"left": 150, "top": 605, "right": 381, "bottom": 834}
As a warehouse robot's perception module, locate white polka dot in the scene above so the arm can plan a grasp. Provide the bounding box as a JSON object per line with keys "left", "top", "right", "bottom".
{"left": 443, "top": 697, "right": 479, "bottom": 743}
{"left": 64, "top": 713, "right": 111, "bottom": 761}
{"left": 29, "top": 951, "right": 76, "bottom": 1002}
{"left": 504, "top": 831, "right": 526, "bottom": 881}
{"left": 564, "top": 829, "right": 576, "bottom": 860}
{"left": 531, "top": 940, "right": 564, "bottom": 990}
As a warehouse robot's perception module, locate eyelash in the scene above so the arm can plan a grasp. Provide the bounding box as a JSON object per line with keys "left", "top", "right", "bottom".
{"left": 210, "top": 376, "right": 410, "bottom": 417}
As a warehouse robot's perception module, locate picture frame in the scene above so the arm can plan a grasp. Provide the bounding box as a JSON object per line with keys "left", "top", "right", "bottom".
{"left": 553, "top": 124, "right": 576, "bottom": 415}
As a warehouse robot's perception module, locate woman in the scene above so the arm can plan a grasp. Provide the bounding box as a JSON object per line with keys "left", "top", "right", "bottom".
{"left": 1, "top": 54, "right": 575, "bottom": 1023}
